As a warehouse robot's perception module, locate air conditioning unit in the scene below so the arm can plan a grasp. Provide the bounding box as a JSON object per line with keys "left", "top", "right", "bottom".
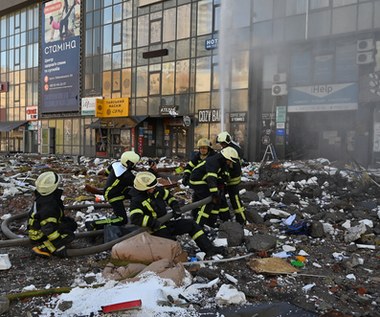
{"left": 357, "top": 39, "right": 374, "bottom": 52}
{"left": 356, "top": 52, "right": 374, "bottom": 65}
{"left": 272, "top": 84, "right": 287, "bottom": 96}
{"left": 273, "top": 73, "right": 287, "bottom": 83}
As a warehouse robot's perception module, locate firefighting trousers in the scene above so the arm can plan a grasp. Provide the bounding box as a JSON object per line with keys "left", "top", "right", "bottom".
{"left": 191, "top": 188, "right": 219, "bottom": 227}
{"left": 30, "top": 217, "right": 77, "bottom": 253}
{"left": 226, "top": 184, "right": 246, "bottom": 224}
{"left": 88, "top": 200, "right": 128, "bottom": 230}
{"left": 153, "top": 219, "right": 213, "bottom": 252}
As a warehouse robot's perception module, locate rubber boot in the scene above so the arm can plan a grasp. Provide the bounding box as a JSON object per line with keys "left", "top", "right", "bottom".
{"left": 194, "top": 233, "right": 226, "bottom": 257}
{"left": 32, "top": 245, "right": 51, "bottom": 258}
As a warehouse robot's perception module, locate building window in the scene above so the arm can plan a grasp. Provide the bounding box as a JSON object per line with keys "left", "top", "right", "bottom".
{"left": 177, "top": 4, "right": 190, "bottom": 39}
{"left": 253, "top": 0, "right": 273, "bottom": 22}
{"left": 163, "top": 8, "right": 176, "bottom": 42}
{"left": 309, "top": 9, "right": 331, "bottom": 37}
{"left": 314, "top": 54, "right": 334, "bottom": 83}
{"left": 162, "top": 62, "right": 175, "bottom": 95}
{"left": 149, "top": 71, "right": 161, "bottom": 95}
{"left": 196, "top": 57, "right": 211, "bottom": 92}
{"left": 332, "top": 5, "right": 357, "bottom": 34}
{"left": 197, "top": 0, "right": 213, "bottom": 35}
{"left": 335, "top": 42, "right": 357, "bottom": 83}
{"left": 286, "top": 0, "right": 307, "bottom": 16}
{"left": 231, "top": 51, "right": 249, "bottom": 90}
{"left": 333, "top": 0, "right": 357, "bottom": 7}
{"left": 138, "top": 15, "right": 149, "bottom": 47}
{"left": 358, "top": 2, "right": 373, "bottom": 30}
{"left": 290, "top": 51, "right": 312, "bottom": 85}
{"left": 310, "top": 0, "right": 330, "bottom": 10}
{"left": 176, "top": 59, "right": 189, "bottom": 93}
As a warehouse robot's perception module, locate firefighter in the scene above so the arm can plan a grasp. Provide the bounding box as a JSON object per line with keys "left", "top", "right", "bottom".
{"left": 28, "top": 171, "right": 77, "bottom": 258}
{"left": 189, "top": 147, "right": 239, "bottom": 227}
{"left": 86, "top": 150, "right": 140, "bottom": 230}
{"left": 182, "top": 138, "right": 216, "bottom": 186}
{"left": 129, "top": 171, "right": 225, "bottom": 257}
{"left": 216, "top": 131, "right": 247, "bottom": 225}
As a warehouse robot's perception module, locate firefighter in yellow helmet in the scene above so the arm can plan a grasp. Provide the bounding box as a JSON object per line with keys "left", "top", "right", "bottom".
{"left": 216, "top": 131, "right": 247, "bottom": 225}
{"left": 86, "top": 150, "right": 141, "bottom": 230}
{"left": 189, "top": 146, "right": 239, "bottom": 227}
{"left": 181, "top": 138, "right": 216, "bottom": 186}
{"left": 28, "top": 171, "right": 77, "bottom": 257}
{"left": 129, "top": 171, "right": 225, "bottom": 257}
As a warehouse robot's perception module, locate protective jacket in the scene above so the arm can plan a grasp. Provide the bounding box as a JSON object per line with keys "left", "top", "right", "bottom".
{"left": 220, "top": 143, "right": 246, "bottom": 224}
{"left": 104, "top": 162, "right": 135, "bottom": 203}
{"left": 190, "top": 153, "right": 229, "bottom": 194}
{"left": 129, "top": 187, "right": 179, "bottom": 229}
{"left": 28, "top": 189, "right": 76, "bottom": 254}
{"left": 226, "top": 142, "right": 243, "bottom": 186}
{"left": 183, "top": 148, "right": 216, "bottom": 179}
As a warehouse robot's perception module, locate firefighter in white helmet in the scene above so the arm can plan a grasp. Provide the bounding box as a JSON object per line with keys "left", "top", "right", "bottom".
{"left": 86, "top": 150, "right": 141, "bottom": 230}
{"left": 129, "top": 171, "right": 225, "bottom": 257}
{"left": 216, "top": 131, "right": 247, "bottom": 224}
{"left": 28, "top": 171, "right": 77, "bottom": 257}
{"left": 181, "top": 138, "right": 216, "bottom": 186}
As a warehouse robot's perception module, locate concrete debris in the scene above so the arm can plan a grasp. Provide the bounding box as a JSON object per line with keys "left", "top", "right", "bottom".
{"left": 0, "top": 154, "right": 379, "bottom": 317}
{"left": 215, "top": 284, "right": 246, "bottom": 306}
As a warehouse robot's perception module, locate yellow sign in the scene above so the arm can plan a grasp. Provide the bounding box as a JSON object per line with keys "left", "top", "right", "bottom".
{"left": 96, "top": 98, "right": 130, "bottom": 118}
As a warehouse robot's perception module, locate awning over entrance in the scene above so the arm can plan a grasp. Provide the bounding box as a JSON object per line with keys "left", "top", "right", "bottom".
{"left": 87, "top": 116, "right": 148, "bottom": 129}
{"left": 0, "top": 121, "right": 28, "bottom": 132}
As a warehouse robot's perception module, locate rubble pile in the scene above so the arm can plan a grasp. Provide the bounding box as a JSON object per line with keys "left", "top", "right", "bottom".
{"left": 0, "top": 154, "right": 379, "bottom": 316}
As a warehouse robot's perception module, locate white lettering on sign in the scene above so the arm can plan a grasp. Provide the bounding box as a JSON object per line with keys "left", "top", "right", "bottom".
{"left": 198, "top": 109, "right": 220, "bottom": 123}
{"left": 205, "top": 38, "right": 219, "bottom": 50}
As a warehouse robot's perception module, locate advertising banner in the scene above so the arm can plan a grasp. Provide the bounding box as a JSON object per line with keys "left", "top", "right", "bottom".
{"left": 288, "top": 83, "right": 358, "bottom": 112}
{"left": 41, "top": 0, "right": 81, "bottom": 113}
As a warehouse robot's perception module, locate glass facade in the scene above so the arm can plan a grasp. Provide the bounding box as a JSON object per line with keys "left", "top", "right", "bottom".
{"left": 1, "top": 0, "right": 380, "bottom": 164}
{"left": 252, "top": 0, "right": 380, "bottom": 165}
{"left": 0, "top": 4, "right": 39, "bottom": 152}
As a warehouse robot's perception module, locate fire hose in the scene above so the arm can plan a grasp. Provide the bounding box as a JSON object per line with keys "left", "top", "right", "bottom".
{"left": 0, "top": 196, "right": 212, "bottom": 257}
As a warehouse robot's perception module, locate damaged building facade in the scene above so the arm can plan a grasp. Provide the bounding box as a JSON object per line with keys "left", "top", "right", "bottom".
{"left": 0, "top": 0, "right": 380, "bottom": 166}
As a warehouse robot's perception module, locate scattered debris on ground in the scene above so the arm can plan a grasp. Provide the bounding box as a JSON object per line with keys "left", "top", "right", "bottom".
{"left": 0, "top": 154, "right": 379, "bottom": 316}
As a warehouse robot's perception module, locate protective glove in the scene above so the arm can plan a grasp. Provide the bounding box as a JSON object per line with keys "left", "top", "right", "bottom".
{"left": 53, "top": 246, "right": 68, "bottom": 258}
{"left": 151, "top": 219, "right": 162, "bottom": 231}
{"left": 182, "top": 174, "right": 190, "bottom": 186}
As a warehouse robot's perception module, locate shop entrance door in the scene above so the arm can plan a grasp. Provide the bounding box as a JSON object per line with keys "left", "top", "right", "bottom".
{"left": 170, "top": 126, "right": 186, "bottom": 158}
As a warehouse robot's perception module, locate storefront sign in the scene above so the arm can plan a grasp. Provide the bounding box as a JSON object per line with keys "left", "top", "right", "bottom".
{"left": 276, "top": 106, "right": 286, "bottom": 123}
{"left": 159, "top": 105, "right": 178, "bottom": 116}
{"left": 26, "top": 106, "right": 38, "bottom": 121}
{"left": 288, "top": 83, "right": 358, "bottom": 112}
{"left": 205, "top": 38, "right": 218, "bottom": 50}
{"left": 198, "top": 109, "right": 220, "bottom": 123}
{"left": 230, "top": 112, "right": 247, "bottom": 123}
{"left": 41, "top": 0, "right": 82, "bottom": 113}
{"left": 81, "top": 96, "right": 102, "bottom": 116}
{"left": 96, "top": 98, "right": 130, "bottom": 118}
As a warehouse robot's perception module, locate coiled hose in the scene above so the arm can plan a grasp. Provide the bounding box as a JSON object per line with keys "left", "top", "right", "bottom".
{"left": 0, "top": 196, "right": 212, "bottom": 257}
